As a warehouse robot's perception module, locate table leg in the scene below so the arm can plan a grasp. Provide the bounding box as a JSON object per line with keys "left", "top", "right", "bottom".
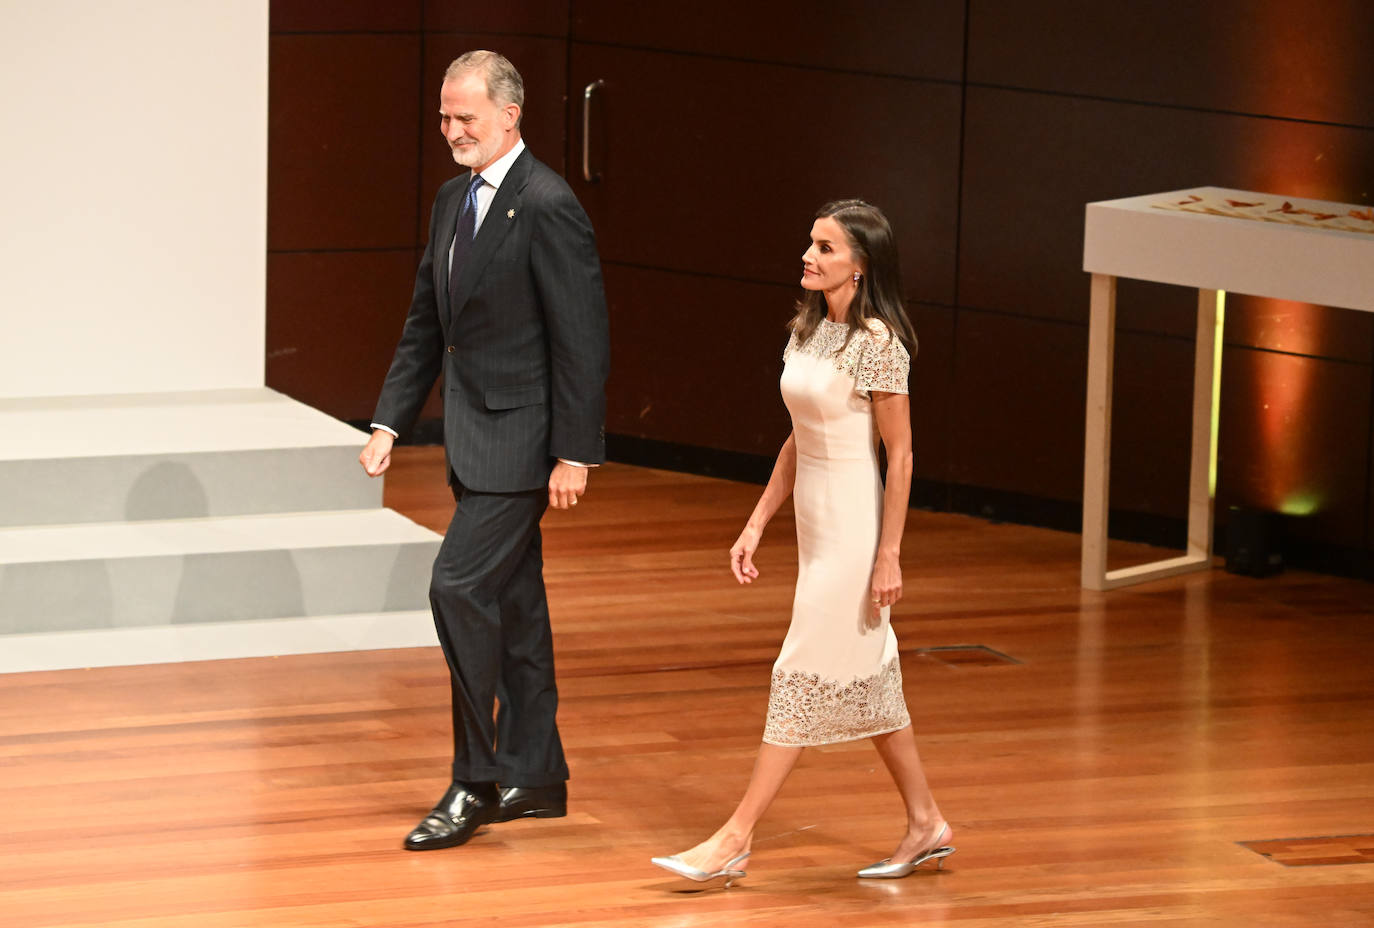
{"left": 1187, "top": 289, "right": 1224, "bottom": 560}
{"left": 1081, "top": 273, "right": 1116, "bottom": 591}
{"left": 1080, "top": 282, "right": 1221, "bottom": 591}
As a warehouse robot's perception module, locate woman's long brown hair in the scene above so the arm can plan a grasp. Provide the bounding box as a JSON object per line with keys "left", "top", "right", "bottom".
{"left": 790, "top": 199, "right": 918, "bottom": 356}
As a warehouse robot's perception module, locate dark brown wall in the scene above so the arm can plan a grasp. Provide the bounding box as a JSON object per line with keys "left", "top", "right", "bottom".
{"left": 955, "top": 0, "right": 1374, "bottom": 569}
{"left": 266, "top": 1, "right": 568, "bottom": 421}
{"left": 266, "top": 1, "right": 1374, "bottom": 575}
{"left": 564, "top": 21, "right": 963, "bottom": 466}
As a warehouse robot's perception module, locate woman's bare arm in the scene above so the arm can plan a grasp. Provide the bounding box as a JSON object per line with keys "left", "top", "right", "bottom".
{"left": 730, "top": 432, "right": 798, "bottom": 583}
{"left": 869, "top": 392, "right": 913, "bottom": 617}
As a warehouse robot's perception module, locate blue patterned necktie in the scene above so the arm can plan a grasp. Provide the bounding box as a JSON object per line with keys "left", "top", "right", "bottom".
{"left": 449, "top": 173, "right": 485, "bottom": 303}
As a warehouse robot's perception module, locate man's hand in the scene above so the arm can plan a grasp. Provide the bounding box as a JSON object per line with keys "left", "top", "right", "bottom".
{"left": 359, "top": 429, "right": 395, "bottom": 477}
{"left": 548, "top": 461, "right": 588, "bottom": 510}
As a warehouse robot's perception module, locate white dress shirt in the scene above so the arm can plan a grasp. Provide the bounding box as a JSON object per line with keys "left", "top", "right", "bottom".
{"left": 448, "top": 137, "right": 525, "bottom": 270}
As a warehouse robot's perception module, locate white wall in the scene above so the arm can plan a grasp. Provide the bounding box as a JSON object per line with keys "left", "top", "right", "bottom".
{"left": 0, "top": 0, "right": 268, "bottom": 398}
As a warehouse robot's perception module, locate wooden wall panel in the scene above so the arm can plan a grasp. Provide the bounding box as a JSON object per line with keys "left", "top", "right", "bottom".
{"left": 1222, "top": 297, "right": 1374, "bottom": 366}
{"left": 1110, "top": 286, "right": 1373, "bottom": 384}
{"left": 270, "top": 0, "right": 420, "bottom": 32}
{"left": 424, "top": 1, "right": 570, "bottom": 37}
{"left": 948, "top": 311, "right": 1086, "bottom": 501}
{"left": 571, "top": 0, "right": 965, "bottom": 82}
{"left": 1368, "top": 427, "right": 1374, "bottom": 563}
{"left": 944, "top": 313, "right": 1201, "bottom": 523}
{"left": 943, "top": 314, "right": 1367, "bottom": 533}
{"left": 910, "top": 303, "right": 955, "bottom": 484}
{"left": 1217, "top": 348, "right": 1371, "bottom": 547}
{"left": 268, "top": 34, "right": 422, "bottom": 250}
{"left": 568, "top": 44, "right": 963, "bottom": 305}
{"left": 1113, "top": 279, "right": 1196, "bottom": 341}
{"left": 958, "top": 86, "right": 1374, "bottom": 330}
{"left": 600, "top": 264, "right": 795, "bottom": 455}
{"left": 1004, "top": 284, "right": 1374, "bottom": 378}
{"left": 966, "top": 0, "right": 1374, "bottom": 128}
{"left": 418, "top": 35, "right": 569, "bottom": 238}
{"left": 1109, "top": 331, "right": 1195, "bottom": 520}
{"left": 266, "top": 249, "right": 440, "bottom": 421}
{"left": 601, "top": 263, "right": 953, "bottom": 475}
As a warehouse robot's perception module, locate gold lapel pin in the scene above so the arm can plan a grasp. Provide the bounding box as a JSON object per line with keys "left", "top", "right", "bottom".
{"left": 507, "top": 208, "right": 516, "bottom": 219}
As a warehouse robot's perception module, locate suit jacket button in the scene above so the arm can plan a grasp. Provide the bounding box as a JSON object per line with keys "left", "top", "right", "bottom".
{"left": 446, "top": 346, "right": 455, "bottom": 354}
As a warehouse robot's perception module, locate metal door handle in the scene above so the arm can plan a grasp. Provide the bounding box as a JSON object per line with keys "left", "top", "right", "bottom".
{"left": 582, "top": 79, "right": 605, "bottom": 183}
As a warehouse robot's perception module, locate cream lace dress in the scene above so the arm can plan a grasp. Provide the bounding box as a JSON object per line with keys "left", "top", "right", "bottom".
{"left": 763, "top": 317, "right": 913, "bottom": 746}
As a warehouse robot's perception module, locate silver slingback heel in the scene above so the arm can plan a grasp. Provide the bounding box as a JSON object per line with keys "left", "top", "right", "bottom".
{"left": 857, "top": 824, "right": 955, "bottom": 879}
{"left": 651, "top": 851, "right": 750, "bottom": 887}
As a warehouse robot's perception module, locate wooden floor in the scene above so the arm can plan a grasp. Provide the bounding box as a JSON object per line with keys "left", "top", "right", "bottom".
{"left": 3, "top": 448, "right": 1373, "bottom": 927}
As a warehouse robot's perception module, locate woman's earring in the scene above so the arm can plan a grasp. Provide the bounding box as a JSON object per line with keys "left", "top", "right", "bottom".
{"left": 853, "top": 271, "right": 862, "bottom": 283}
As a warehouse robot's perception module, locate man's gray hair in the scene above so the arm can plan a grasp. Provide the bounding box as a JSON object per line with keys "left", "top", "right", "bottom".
{"left": 445, "top": 50, "right": 525, "bottom": 126}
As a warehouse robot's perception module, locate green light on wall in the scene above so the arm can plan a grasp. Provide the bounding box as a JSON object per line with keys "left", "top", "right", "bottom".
{"left": 1279, "top": 492, "right": 1321, "bottom": 516}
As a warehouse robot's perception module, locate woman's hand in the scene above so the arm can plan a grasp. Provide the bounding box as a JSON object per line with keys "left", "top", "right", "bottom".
{"left": 870, "top": 551, "right": 903, "bottom": 620}
{"left": 730, "top": 526, "right": 763, "bottom": 584}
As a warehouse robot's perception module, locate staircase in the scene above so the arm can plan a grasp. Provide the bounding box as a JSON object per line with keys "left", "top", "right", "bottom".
{"left": 0, "top": 389, "right": 440, "bottom": 672}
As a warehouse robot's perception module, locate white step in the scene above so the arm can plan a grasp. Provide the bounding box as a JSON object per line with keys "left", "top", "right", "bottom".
{"left": 0, "top": 609, "right": 438, "bottom": 673}
{"left": 0, "top": 388, "right": 380, "bottom": 525}
{"left": 0, "top": 509, "right": 441, "bottom": 635}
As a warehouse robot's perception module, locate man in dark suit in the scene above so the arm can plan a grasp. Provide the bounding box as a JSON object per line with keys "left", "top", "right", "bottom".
{"left": 359, "top": 50, "right": 609, "bottom": 851}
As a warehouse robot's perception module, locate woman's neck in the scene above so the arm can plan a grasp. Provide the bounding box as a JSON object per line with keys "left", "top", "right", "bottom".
{"left": 824, "top": 285, "right": 856, "bottom": 323}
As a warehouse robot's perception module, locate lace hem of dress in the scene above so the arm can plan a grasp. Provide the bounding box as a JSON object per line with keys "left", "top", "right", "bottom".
{"left": 783, "top": 319, "right": 910, "bottom": 397}
{"left": 762, "top": 655, "right": 910, "bottom": 747}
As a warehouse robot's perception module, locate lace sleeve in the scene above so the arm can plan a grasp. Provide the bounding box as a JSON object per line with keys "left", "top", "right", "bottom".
{"left": 855, "top": 325, "right": 911, "bottom": 397}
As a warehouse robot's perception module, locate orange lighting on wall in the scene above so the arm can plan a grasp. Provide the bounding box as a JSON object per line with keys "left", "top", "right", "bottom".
{"left": 1222, "top": 4, "right": 1346, "bottom": 520}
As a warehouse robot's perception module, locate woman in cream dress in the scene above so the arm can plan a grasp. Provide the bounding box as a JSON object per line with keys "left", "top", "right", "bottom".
{"left": 653, "top": 200, "right": 952, "bottom": 885}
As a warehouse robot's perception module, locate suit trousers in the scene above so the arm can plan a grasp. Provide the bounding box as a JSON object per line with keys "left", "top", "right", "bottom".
{"left": 429, "top": 477, "right": 568, "bottom": 788}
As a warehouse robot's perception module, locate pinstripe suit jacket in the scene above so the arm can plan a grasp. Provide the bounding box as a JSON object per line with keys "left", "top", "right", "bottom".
{"left": 372, "top": 149, "right": 610, "bottom": 493}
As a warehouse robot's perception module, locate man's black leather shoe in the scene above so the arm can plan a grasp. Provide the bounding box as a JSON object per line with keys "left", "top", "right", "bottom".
{"left": 496, "top": 782, "right": 567, "bottom": 822}
{"left": 403, "top": 782, "right": 499, "bottom": 851}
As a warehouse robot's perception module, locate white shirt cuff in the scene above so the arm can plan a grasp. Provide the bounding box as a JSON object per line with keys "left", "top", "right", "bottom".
{"left": 558, "top": 459, "right": 597, "bottom": 467}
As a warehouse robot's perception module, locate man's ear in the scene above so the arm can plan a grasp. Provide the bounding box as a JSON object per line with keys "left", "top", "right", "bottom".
{"left": 503, "top": 103, "right": 521, "bottom": 130}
